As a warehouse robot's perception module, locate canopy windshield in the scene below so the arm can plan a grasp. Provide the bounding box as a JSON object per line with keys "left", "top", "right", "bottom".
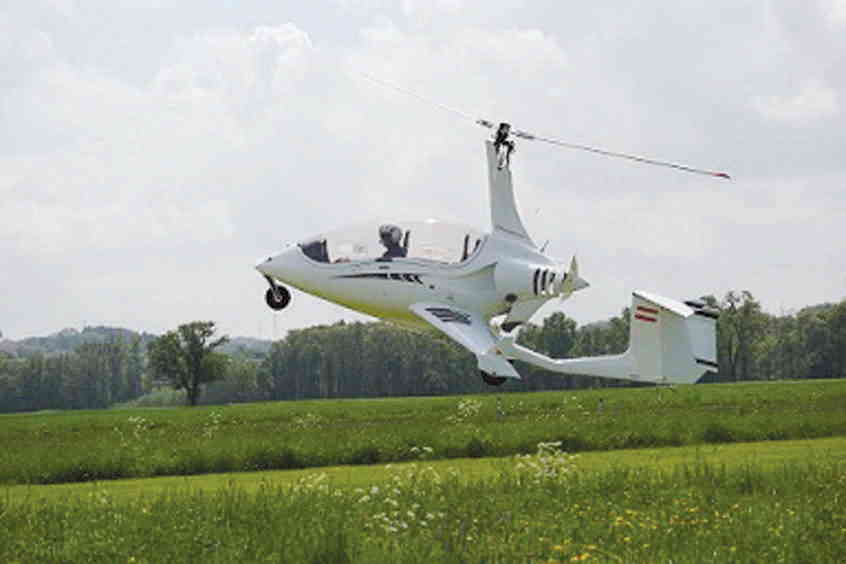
{"left": 298, "top": 219, "right": 486, "bottom": 264}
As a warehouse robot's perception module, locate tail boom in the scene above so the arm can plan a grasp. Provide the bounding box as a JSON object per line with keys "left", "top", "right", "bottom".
{"left": 498, "top": 290, "right": 719, "bottom": 385}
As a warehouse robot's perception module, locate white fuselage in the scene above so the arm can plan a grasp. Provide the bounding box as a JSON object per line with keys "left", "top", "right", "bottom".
{"left": 253, "top": 137, "right": 717, "bottom": 386}
{"left": 256, "top": 232, "right": 560, "bottom": 330}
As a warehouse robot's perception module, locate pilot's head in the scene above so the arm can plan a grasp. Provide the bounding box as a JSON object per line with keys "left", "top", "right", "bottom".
{"left": 379, "top": 224, "right": 403, "bottom": 247}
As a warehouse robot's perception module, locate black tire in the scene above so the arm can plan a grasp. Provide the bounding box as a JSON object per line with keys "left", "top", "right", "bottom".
{"left": 265, "top": 286, "right": 291, "bottom": 311}
{"left": 480, "top": 371, "right": 507, "bottom": 386}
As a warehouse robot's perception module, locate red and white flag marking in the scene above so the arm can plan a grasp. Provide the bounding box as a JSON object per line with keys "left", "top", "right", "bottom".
{"left": 634, "top": 305, "right": 659, "bottom": 323}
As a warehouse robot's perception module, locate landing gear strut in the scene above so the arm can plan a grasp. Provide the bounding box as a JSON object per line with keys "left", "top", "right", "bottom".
{"left": 263, "top": 276, "right": 291, "bottom": 311}
{"left": 480, "top": 371, "right": 507, "bottom": 386}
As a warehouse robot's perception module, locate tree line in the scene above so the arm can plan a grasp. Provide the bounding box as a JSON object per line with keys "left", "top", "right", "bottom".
{"left": 1, "top": 291, "right": 844, "bottom": 412}
{"left": 0, "top": 339, "right": 145, "bottom": 412}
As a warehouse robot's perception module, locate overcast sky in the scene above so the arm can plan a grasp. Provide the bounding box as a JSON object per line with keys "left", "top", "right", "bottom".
{"left": 2, "top": 1, "right": 844, "bottom": 340}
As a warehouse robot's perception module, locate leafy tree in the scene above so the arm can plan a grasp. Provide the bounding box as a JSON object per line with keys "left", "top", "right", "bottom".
{"left": 19, "top": 354, "right": 45, "bottom": 411}
{"left": 717, "top": 291, "right": 767, "bottom": 381}
{"left": 203, "top": 355, "right": 260, "bottom": 404}
{"left": 829, "top": 301, "right": 846, "bottom": 379}
{"left": 148, "top": 321, "right": 229, "bottom": 406}
{"left": 105, "top": 339, "right": 128, "bottom": 404}
{"left": 126, "top": 337, "right": 145, "bottom": 398}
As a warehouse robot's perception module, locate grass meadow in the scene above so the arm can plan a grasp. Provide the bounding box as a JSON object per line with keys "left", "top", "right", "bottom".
{"left": 2, "top": 445, "right": 844, "bottom": 562}
{"left": 2, "top": 380, "right": 846, "bottom": 562}
{"left": 2, "top": 379, "right": 845, "bottom": 486}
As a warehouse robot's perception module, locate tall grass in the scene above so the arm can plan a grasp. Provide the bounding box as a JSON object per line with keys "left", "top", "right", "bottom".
{"left": 2, "top": 452, "right": 844, "bottom": 563}
{"left": 2, "top": 380, "right": 845, "bottom": 485}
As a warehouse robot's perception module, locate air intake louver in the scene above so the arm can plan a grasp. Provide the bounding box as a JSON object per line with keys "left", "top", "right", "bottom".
{"left": 532, "top": 268, "right": 560, "bottom": 296}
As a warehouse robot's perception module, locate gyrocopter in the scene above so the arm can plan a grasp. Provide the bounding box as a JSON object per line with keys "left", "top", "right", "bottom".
{"left": 256, "top": 82, "right": 727, "bottom": 386}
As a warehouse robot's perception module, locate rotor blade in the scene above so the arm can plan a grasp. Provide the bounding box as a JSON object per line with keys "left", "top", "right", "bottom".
{"left": 512, "top": 129, "right": 731, "bottom": 180}
{"left": 357, "top": 73, "right": 502, "bottom": 135}
{"left": 356, "top": 72, "right": 731, "bottom": 180}
{"left": 358, "top": 72, "right": 478, "bottom": 122}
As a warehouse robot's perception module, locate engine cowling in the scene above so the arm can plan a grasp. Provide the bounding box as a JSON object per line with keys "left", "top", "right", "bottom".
{"left": 494, "top": 259, "right": 563, "bottom": 302}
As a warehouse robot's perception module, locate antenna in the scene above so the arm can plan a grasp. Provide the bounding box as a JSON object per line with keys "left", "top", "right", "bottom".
{"left": 358, "top": 73, "right": 731, "bottom": 180}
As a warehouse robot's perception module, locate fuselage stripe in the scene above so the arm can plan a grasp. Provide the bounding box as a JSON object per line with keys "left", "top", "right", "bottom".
{"left": 634, "top": 313, "right": 657, "bottom": 323}
{"left": 336, "top": 273, "right": 423, "bottom": 284}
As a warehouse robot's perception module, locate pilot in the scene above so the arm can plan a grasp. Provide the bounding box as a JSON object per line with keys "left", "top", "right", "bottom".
{"left": 378, "top": 224, "right": 406, "bottom": 260}
{"left": 493, "top": 122, "right": 515, "bottom": 169}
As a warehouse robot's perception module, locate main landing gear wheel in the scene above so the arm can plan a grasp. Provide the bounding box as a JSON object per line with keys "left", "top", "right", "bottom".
{"left": 480, "top": 371, "right": 507, "bottom": 386}
{"left": 265, "top": 286, "right": 291, "bottom": 311}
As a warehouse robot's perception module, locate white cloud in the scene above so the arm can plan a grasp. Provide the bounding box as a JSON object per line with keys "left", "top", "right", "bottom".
{"left": 2, "top": 3, "right": 846, "bottom": 339}
{"left": 335, "top": 23, "right": 569, "bottom": 217}
{"left": 0, "top": 196, "right": 234, "bottom": 254}
{"left": 43, "top": 0, "right": 77, "bottom": 18}
{"left": 0, "top": 12, "right": 56, "bottom": 87}
{"left": 455, "top": 27, "right": 567, "bottom": 72}
{"left": 153, "top": 24, "right": 313, "bottom": 119}
{"left": 0, "top": 23, "right": 313, "bottom": 257}
{"left": 823, "top": 0, "right": 846, "bottom": 26}
{"left": 402, "top": 0, "right": 463, "bottom": 21}
{"left": 753, "top": 79, "right": 839, "bottom": 123}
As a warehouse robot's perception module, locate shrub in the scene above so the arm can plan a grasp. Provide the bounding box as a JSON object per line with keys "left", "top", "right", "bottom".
{"left": 702, "top": 422, "right": 734, "bottom": 443}
{"left": 465, "top": 437, "right": 492, "bottom": 458}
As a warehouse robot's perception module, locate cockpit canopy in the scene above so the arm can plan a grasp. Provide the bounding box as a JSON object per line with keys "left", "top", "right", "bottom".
{"left": 298, "top": 219, "right": 486, "bottom": 264}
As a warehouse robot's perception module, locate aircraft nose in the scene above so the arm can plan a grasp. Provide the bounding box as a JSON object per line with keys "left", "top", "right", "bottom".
{"left": 255, "top": 244, "right": 299, "bottom": 282}
{"left": 255, "top": 256, "right": 274, "bottom": 276}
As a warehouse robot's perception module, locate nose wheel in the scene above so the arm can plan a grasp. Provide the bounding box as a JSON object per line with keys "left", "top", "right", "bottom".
{"left": 263, "top": 276, "right": 291, "bottom": 311}
{"left": 265, "top": 287, "right": 291, "bottom": 310}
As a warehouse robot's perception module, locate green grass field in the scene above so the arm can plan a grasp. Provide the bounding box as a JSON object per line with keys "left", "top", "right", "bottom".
{"left": 3, "top": 438, "right": 845, "bottom": 562}
{"left": 3, "top": 380, "right": 846, "bottom": 562}
{"left": 5, "top": 436, "right": 845, "bottom": 504}
{"left": 2, "top": 379, "right": 845, "bottom": 486}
